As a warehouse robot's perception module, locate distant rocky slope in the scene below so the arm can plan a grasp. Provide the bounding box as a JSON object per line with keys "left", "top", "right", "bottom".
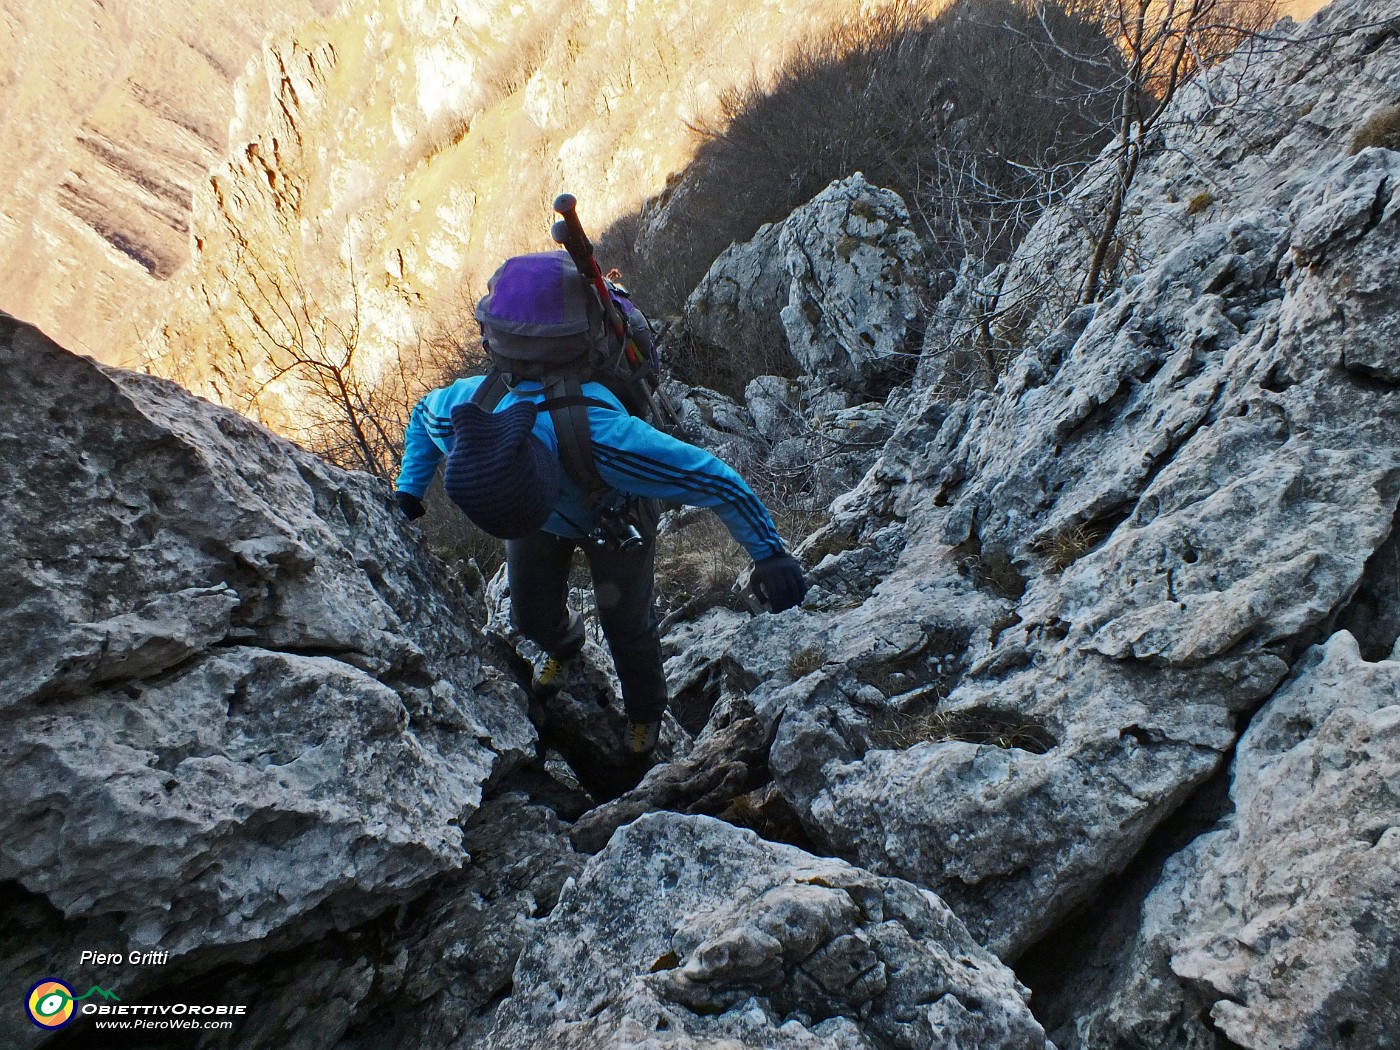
{"left": 1, "top": 0, "right": 888, "bottom": 382}
{"left": 4, "top": 0, "right": 1399, "bottom": 1048}
{"left": 137, "top": 0, "right": 882, "bottom": 416}
{"left": 0, "top": 0, "right": 338, "bottom": 364}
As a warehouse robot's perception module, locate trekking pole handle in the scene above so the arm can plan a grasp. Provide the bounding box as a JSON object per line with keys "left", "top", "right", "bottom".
{"left": 552, "top": 194, "right": 593, "bottom": 261}
{"left": 551, "top": 192, "right": 682, "bottom": 433}
{"left": 551, "top": 194, "right": 630, "bottom": 347}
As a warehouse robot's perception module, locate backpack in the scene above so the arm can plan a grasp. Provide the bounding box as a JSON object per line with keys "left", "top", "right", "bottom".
{"left": 470, "top": 251, "right": 673, "bottom": 507}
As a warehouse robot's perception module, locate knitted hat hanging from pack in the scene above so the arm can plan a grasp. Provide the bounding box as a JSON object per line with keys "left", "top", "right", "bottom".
{"left": 443, "top": 400, "right": 562, "bottom": 539}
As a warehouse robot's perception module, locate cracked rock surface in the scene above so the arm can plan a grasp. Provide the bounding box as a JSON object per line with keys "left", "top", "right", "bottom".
{"left": 662, "top": 0, "right": 1400, "bottom": 1001}
{"left": 484, "top": 812, "right": 1048, "bottom": 1050}
{"left": 1060, "top": 632, "right": 1400, "bottom": 1050}
{"left": 5, "top": 2, "right": 1400, "bottom": 1048}
{"left": 663, "top": 173, "right": 921, "bottom": 514}
{"left": 0, "top": 315, "right": 534, "bottom": 1011}
{"left": 773, "top": 147, "right": 1400, "bottom": 960}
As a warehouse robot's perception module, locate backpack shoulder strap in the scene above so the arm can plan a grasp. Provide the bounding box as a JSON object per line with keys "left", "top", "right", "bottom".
{"left": 543, "top": 376, "right": 610, "bottom": 506}
{"left": 470, "top": 367, "right": 510, "bottom": 410}
{"left": 474, "top": 367, "right": 618, "bottom": 507}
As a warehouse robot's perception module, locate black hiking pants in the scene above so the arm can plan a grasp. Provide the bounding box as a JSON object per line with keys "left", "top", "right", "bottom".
{"left": 506, "top": 530, "right": 667, "bottom": 723}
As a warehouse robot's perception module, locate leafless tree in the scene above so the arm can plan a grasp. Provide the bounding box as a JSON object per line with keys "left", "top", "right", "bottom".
{"left": 198, "top": 215, "right": 466, "bottom": 484}
{"left": 1046, "top": 0, "right": 1280, "bottom": 303}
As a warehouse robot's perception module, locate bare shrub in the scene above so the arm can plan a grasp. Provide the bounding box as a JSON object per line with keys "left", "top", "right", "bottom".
{"left": 662, "top": 327, "right": 799, "bottom": 402}
{"left": 1060, "top": 0, "right": 1282, "bottom": 302}
{"left": 652, "top": 510, "right": 752, "bottom": 623}
{"left": 608, "top": 0, "right": 1122, "bottom": 319}
{"left": 473, "top": 1, "right": 562, "bottom": 104}
{"left": 417, "top": 473, "right": 505, "bottom": 582}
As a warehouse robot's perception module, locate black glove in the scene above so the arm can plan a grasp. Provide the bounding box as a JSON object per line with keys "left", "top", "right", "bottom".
{"left": 394, "top": 490, "right": 426, "bottom": 521}
{"left": 753, "top": 553, "right": 807, "bottom": 613}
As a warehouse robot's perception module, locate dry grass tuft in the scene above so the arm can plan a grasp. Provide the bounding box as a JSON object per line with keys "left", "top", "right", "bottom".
{"left": 1034, "top": 511, "right": 1126, "bottom": 573}
{"left": 653, "top": 512, "right": 751, "bottom": 616}
{"left": 787, "top": 647, "right": 826, "bottom": 679}
{"left": 954, "top": 546, "right": 1028, "bottom": 600}
{"left": 888, "top": 708, "right": 1056, "bottom": 753}
{"left": 1043, "top": 523, "right": 1095, "bottom": 572}
{"left": 1349, "top": 104, "right": 1400, "bottom": 155}
{"left": 1185, "top": 191, "right": 1216, "bottom": 215}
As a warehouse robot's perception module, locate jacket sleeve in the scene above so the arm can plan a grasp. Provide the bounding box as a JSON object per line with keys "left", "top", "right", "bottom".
{"left": 591, "top": 414, "right": 786, "bottom": 561}
{"left": 395, "top": 398, "right": 445, "bottom": 498}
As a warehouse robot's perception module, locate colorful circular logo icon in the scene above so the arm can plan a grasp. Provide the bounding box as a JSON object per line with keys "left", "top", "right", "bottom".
{"left": 27, "top": 978, "right": 76, "bottom": 1029}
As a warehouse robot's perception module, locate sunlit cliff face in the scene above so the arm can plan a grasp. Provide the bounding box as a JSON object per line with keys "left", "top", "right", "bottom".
{"left": 142, "top": 0, "right": 896, "bottom": 418}
{"left": 0, "top": 0, "right": 340, "bottom": 366}
{"left": 0, "top": 0, "right": 1334, "bottom": 388}
{"left": 0, "top": 0, "right": 876, "bottom": 380}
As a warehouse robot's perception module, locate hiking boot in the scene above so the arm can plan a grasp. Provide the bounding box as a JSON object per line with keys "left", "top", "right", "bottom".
{"left": 534, "top": 652, "right": 574, "bottom": 695}
{"left": 625, "top": 719, "right": 660, "bottom": 757}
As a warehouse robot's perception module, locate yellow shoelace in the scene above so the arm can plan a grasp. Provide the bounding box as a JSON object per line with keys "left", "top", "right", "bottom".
{"left": 537, "top": 656, "right": 568, "bottom": 686}
{"left": 627, "top": 721, "right": 659, "bottom": 754}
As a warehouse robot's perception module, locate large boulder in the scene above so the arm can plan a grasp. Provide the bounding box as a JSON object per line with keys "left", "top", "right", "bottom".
{"left": 1063, "top": 632, "right": 1400, "bottom": 1050}
{"left": 137, "top": 791, "right": 587, "bottom": 1050}
{"left": 676, "top": 219, "right": 793, "bottom": 387}
{"left": 484, "top": 812, "right": 1048, "bottom": 1049}
{"left": 667, "top": 175, "right": 922, "bottom": 513}
{"left": 679, "top": 173, "right": 929, "bottom": 404}
{"left": 777, "top": 174, "right": 928, "bottom": 398}
{"left": 0, "top": 315, "right": 535, "bottom": 1018}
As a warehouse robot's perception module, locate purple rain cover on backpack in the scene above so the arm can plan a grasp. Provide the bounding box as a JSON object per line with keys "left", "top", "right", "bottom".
{"left": 475, "top": 251, "right": 605, "bottom": 368}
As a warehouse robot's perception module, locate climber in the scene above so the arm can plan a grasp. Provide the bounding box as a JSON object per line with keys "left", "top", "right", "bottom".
{"left": 392, "top": 262, "right": 807, "bottom": 764}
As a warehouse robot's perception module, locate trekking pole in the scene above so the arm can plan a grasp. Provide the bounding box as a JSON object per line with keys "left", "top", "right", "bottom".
{"left": 551, "top": 194, "right": 635, "bottom": 363}
{"left": 551, "top": 193, "right": 680, "bottom": 429}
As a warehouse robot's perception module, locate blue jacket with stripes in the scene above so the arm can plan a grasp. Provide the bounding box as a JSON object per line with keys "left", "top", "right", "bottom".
{"left": 395, "top": 375, "right": 787, "bottom": 560}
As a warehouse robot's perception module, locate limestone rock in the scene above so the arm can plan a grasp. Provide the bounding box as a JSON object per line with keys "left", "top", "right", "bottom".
{"left": 772, "top": 147, "right": 1400, "bottom": 961}
{"left": 678, "top": 220, "right": 794, "bottom": 382}
{"left": 663, "top": 176, "right": 918, "bottom": 515}
{"left": 745, "top": 376, "right": 804, "bottom": 444}
{"left": 669, "top": 381, "right": 772, "bottom": 482}
{"left": 998, "top": 0, "right": 1400, "bottom": 342}
{"left": 5, "top": 4, "right": 1398, "bottom": 1049}
{"left": 778, "top": 174, "right": 928, "bottom": 397}
{"left": 679, "top": 173, "right": 928, "bottom": 405}
{"left": 0, "top": 315, "right": 534, "bottom": 1003}
{"left": 1064, "top": 632, "right": 1400, "bottom": 1050}
{"left": 569, "top": 692, "right": 774, "bottom": 854}
{"left": 484, "top": 813, "right": 1048, "bottom": 1050}
{"left": 153, "top": 792, "right": 587, "bottom": 1050}
{"left": 662, "top": 0, "right": 1400, "bottom": 967}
